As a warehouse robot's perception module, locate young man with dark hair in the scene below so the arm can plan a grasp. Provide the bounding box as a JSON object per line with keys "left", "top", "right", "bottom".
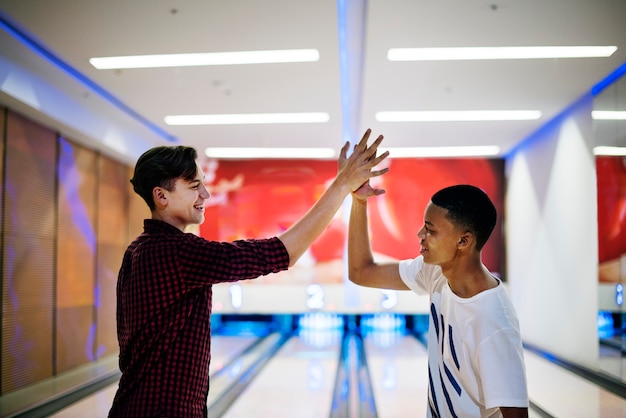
{"left": 108, "top": 130, "right": 388, "bottom": 417}
{"left": 348, "top": 184, "right": 528, "bottom": 418}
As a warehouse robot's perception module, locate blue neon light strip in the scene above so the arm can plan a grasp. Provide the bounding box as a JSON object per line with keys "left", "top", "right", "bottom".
{"left": 0, "top": 12, "right": 177, "bottom": 143}
{"left": 337, "top": 0, "right": 351, "bottom": 145}
{"left": 591, "top": 61, "right": 626, "bottom": 96}
{"left": 503, "top": 92, "right": 593, "bottom": 159}
{"left": 506, "top": 60, "right": 626, "bottom": 158}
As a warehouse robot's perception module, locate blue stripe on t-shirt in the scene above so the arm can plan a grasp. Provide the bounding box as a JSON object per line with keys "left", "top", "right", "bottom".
{"left": 428, "top": 365, "right": 440, "bottom": 417}
{"left": 430, "top": 303, "right": 439, "bottom": 338}
{"left": 449, "top": 325, "right": 460, "bottom": 370}
{"left": 444, "top": 363, "right": 462, "bottom": 396}
{"left": 440, "top": 314, "right": 446, "bottom": 356}
{"left": 439, "top": 369, "right": 459, "bottom": 418}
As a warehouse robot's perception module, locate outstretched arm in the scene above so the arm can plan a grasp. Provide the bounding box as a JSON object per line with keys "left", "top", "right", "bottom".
{"left": 278, "top": 129, "right": 388, "bottom": 267}
{"left": 348, "top": 177, "right": 409, "bottom": 290}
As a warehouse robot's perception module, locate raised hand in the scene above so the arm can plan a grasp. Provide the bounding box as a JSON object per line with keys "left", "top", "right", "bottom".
{"left": 351, "top": 180, "right": 384, "bottom": 201}
{"left": 277, "top": 129, "right": 388, "bottom": 266}
{"left": 337, "top": 129, "right": 389, "bottom": 195}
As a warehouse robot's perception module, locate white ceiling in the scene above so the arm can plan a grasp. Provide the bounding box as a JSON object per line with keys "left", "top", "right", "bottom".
{"left": 0, "top": 0, "right": 625, "bottom": 163}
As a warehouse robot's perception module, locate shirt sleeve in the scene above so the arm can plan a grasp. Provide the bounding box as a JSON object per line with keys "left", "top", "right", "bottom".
{"left": 398, "top": 255, "right": 431, "bottom": 296}
{"left": 179, "top": 235, "right": 290, "bottom": 285}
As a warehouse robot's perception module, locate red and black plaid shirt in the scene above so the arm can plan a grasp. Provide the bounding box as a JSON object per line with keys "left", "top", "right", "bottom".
{"left": 108, "top": 219, "right": 289, "bottom": 417}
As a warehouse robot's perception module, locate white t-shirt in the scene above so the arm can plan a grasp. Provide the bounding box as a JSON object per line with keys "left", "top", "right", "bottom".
{"left": 399, "top": 256, "right": 528, "bottom": 418}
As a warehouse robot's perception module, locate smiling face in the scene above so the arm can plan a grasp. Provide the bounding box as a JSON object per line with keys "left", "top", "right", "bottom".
{"left": 417, "top": 202, "right": 464, "bottom": 268}
{"left": 158, "top": 161, "right": 211, "bottom": 230}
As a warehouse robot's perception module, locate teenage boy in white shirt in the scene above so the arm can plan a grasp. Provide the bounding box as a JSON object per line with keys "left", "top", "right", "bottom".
{"left": 347, "top": 183, "right": 528, "bottom": 418}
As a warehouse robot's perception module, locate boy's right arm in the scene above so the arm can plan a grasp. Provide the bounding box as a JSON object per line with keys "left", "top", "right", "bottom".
{"left": 348, "top": 195, "right": 409, "bottom": 290}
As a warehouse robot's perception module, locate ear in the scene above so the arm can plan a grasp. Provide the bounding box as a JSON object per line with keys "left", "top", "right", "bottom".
{"left": 457, "top": 231, "right": 474, "bottom": 249}
{"left": 152, "top": 186, "right": 168, "bottom": 209}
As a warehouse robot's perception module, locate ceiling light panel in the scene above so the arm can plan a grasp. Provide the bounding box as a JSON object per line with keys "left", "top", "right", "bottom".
{"left": 376, "top": 110, "right": 541, "bottom": 122}
{"left": 592, "top": 110, "right": 626, "bottom": 120}
{"left": 593, "top": 146, "right": 626, "bottom": 156}
{"left": 165, "top": 113, "right": 330, "bottom": 125}
{"left": 205, "top": 147, "right": 336, "bottom": 159}
{"left": 90, "top": 49, "right": 320, "bottom": 69}
{"left": 381, "top": 146, "right": 501, "bottom": 158}
{"left": 387, "top": 46, "right": 618, "bottom": 61}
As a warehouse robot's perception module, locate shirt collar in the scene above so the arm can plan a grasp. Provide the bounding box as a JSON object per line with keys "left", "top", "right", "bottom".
{"left": 143, "top": 219, "right": 185, "bottom": 235}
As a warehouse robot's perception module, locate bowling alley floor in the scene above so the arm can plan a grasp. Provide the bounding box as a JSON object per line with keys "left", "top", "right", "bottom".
{"left": 2, "top": 315, "right": 626, "bottom": 418}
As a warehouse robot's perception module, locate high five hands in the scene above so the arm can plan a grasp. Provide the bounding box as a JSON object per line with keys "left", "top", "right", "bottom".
{"left": 338, "top": 129, "right": 389, "bottom": 200}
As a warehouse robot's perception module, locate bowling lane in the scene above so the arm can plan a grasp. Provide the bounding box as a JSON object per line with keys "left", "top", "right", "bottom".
{"left": 524, "top": 349, "right": 626, "bottom": 418}
{"left": 363, "top": 331, "right": 429, "bottom": 418}
{"left": 48, "top": 335, "right": 260, "bottom": 418}
{"left": 208, "top": 334, "right": 263, "bottom": 375}
{"left": 221, "top": 329, "right": 342, "bottom": 418}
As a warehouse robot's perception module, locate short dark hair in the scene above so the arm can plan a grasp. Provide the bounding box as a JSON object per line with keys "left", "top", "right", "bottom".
{"left": 130, "top": 146, "right": 199, "bottom": 211}
{"left": 431, "top": 184, "right": 497, "bottom": 250}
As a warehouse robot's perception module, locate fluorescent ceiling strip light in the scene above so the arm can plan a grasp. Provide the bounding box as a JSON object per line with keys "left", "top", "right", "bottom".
{"left": 593, "top": 146, "right": 626, "bottom": 156}
{"left": 387, "top": 46, "right": 617, "bottom": 61}
{"left": 165, "top": 112, "right": 330, "bottom": 125}
{"left": 381, "top": 146, "right": 500, "bottom": 158}
{"left": 376, "top": 110, "right": 541, "bottom": 122}
{"left": 90, "top": 49, "right": 320, "bottom": 69}
{"left": 592, "top": 110, "right": 626, "bottom": 120}
{"left": 205, "top": 147, "right": 336, "bottom": 159}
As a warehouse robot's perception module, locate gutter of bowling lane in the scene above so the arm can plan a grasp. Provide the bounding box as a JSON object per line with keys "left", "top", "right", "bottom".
{"left": 330, "top": 323, "right": 378, "bottom": 418}
{"left": 206, "top": 330, "right": 294, "bottom": 416}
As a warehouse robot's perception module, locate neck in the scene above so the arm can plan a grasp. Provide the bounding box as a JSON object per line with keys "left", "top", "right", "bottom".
{"left": 441, "top": 255, "right": 498, "bottom": 298}
{"left": 152, "top": 212, "right": 186, "bottom": 232}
